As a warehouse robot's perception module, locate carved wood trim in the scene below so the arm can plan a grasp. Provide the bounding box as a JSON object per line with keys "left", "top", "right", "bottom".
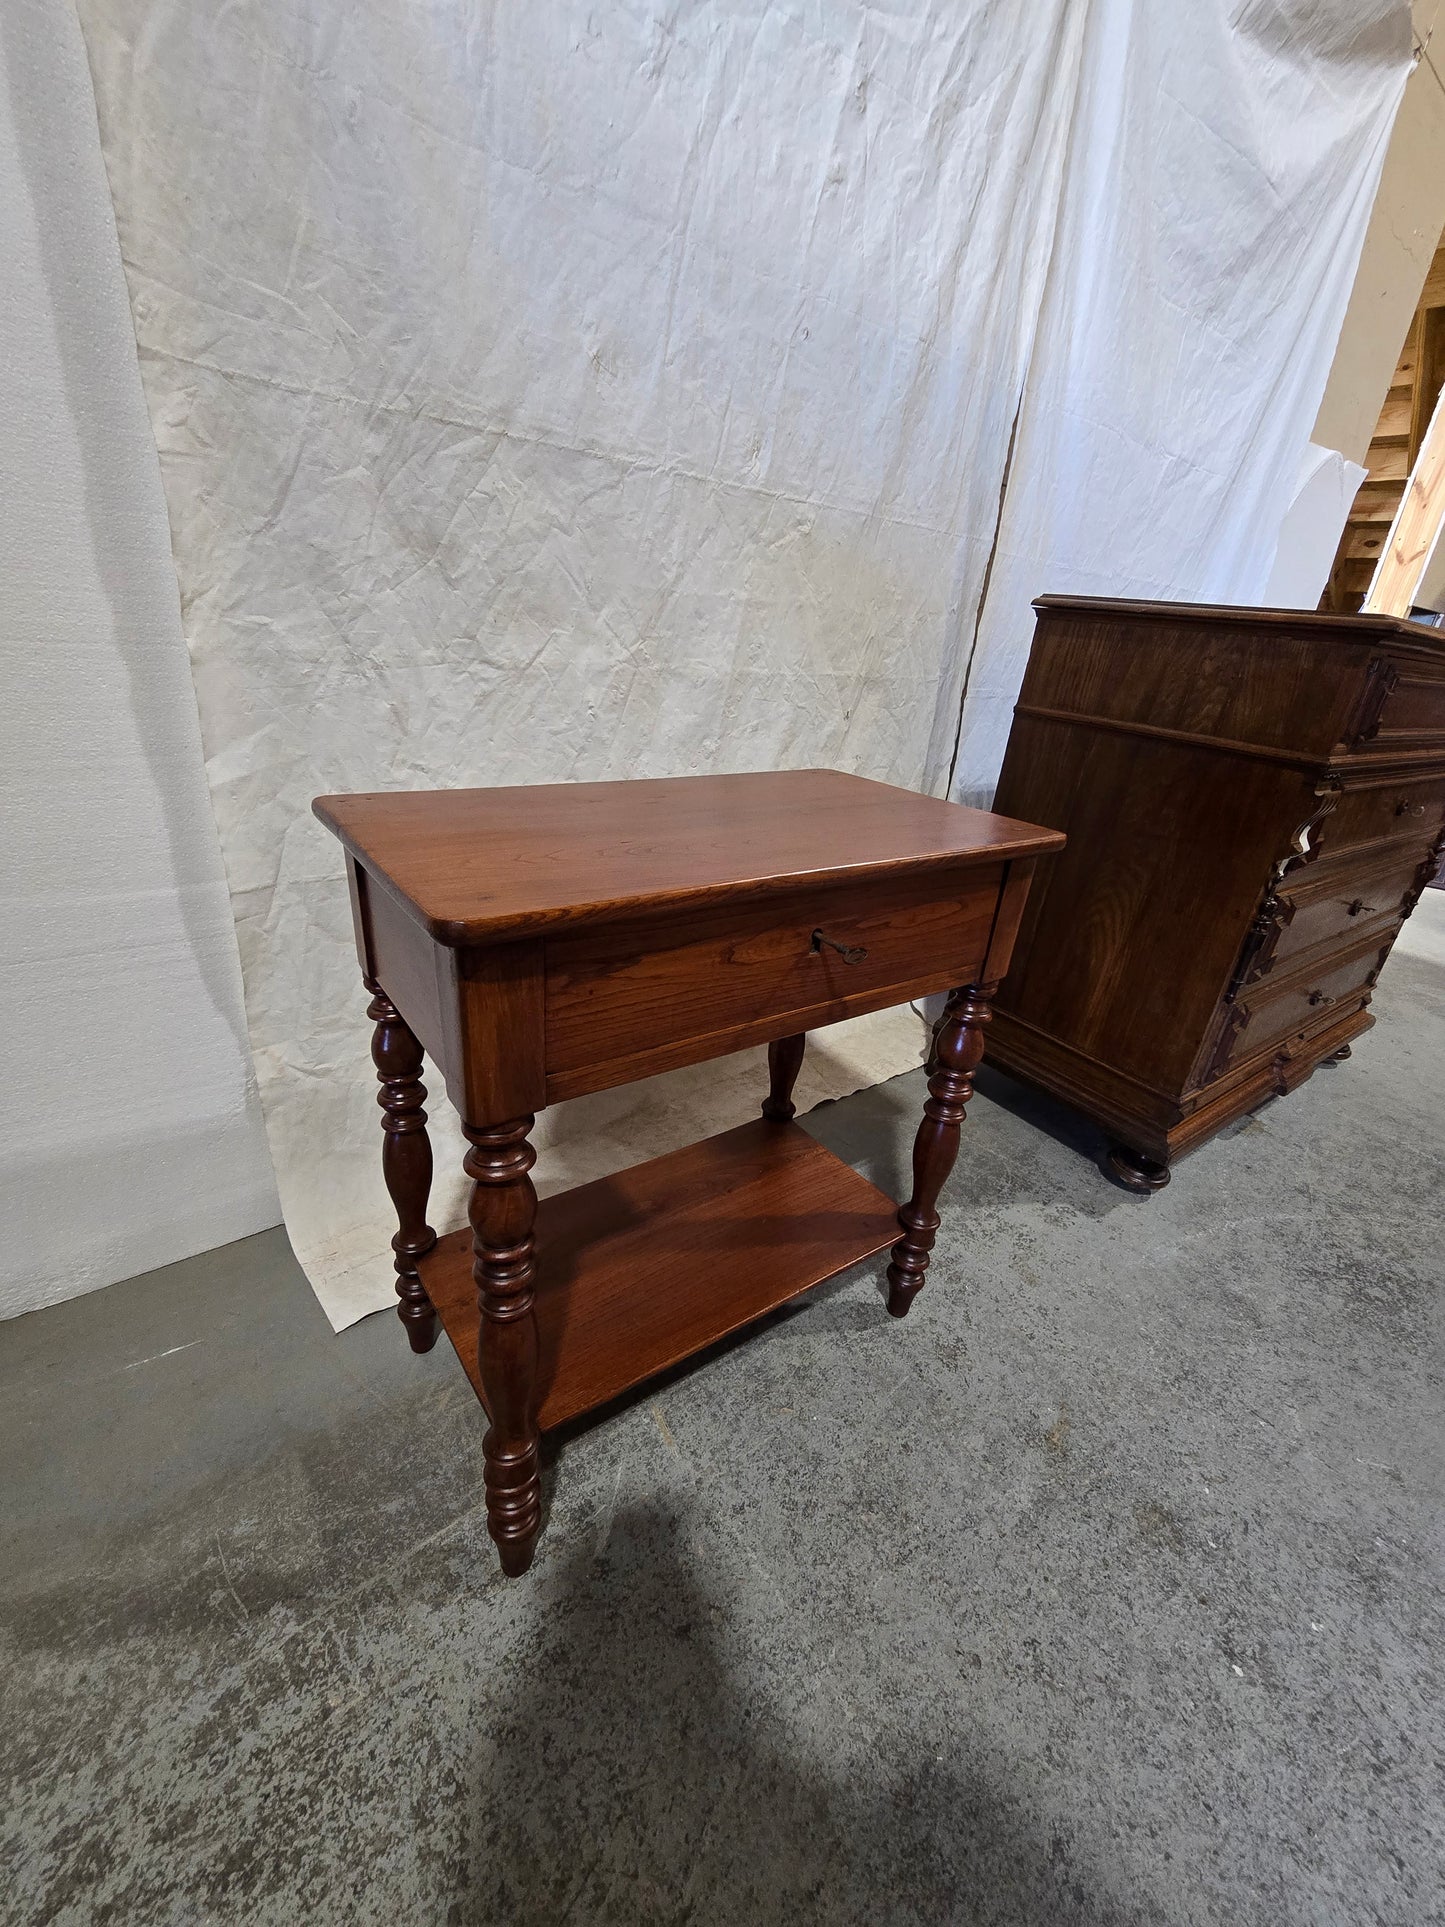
{"left": 1203, "top": 1003, "right": 1250, "bottom": 1084}
{"left": 1226, "top": 893, "right": 1296, "bottom": 1001}
{"left": 1223, "top": 787, "right": 1340, "bottom": 1005}
{"left": 1343, "top": 657, "right": 1401, "bottom": 746}
{"left": 1401, "top": 826, "right": 1445, "bottom": 920}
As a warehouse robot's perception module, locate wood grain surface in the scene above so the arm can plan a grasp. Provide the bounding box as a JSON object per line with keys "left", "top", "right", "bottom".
{"left": 319, "top": 767, "right": 1058, "bottom": 1573}
{"left": 543, "top": 866, "right": 1001, "bottom": 1099}
{"left": 421, "top": 1118, "right": 900, "bottom": 1428}
{"left": 991, "top": 596, "right": 1445, "bottom": 1186}
{"left": 1033, "top": 594, "right": 1445, "bottom": 648}
{"left": 313, "top": 768, "right": 1064, "bottom": 945}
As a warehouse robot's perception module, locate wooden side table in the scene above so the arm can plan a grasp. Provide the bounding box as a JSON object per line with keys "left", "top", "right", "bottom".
{"left": 313, "top": 770, "right": 1063, "bottom": 1575}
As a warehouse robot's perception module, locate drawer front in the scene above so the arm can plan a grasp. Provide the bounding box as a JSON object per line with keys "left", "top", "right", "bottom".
{"left": 1370, "top": 667, "right": 1445, "bottom": 749}
{"left": 545, "top": 867, "right": 1004, "bottom": 1098}
{"left": 1269, "top": 850, "right": 1423, "bottom": 974}
{"left": 1320, "top": 775, "right": 1445, "bottom": 859}
{"left": 1208, "top": 934, "right": 1391, "bottom": 1080}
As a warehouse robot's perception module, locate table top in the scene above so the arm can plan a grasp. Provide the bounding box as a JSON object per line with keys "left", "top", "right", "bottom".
{"left": 314, "top": 768, "right": 1065, "bottom": 945}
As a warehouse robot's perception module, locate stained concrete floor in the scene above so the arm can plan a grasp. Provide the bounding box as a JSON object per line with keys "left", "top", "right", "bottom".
{"left": 3, "top": 917, "right": 1444, "bottom": 1927}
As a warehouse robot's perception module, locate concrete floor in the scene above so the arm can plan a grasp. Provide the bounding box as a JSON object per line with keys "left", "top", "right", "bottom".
{"left": 3, "top": 920, "right": 1443, "bottom": 1926}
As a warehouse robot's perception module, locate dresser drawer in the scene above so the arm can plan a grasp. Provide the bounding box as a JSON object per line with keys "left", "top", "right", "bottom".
{"left": 1269, "top": 849, "right": 1422, "bottom": 974}
{"left": 1209, "top": 933, "right": 1390, "bottom": 1079}
{"left": 1321, "top": 775, "right": 1445, "bottom": 859}
{"left": 1367, "top": 666, "right": 1445, "bottom": 749}
{"left": 545, "top": 866, "right": 1004, "bottom": 1099}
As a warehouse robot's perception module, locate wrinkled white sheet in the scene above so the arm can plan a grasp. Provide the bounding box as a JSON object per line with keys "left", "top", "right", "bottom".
{"left": 947, "top": 0, "right": 1411, "bottom": 805}
{"left": 1263, "top": 443, "right": 1370, "bottom": 609}
{"left": 75, "top": 1, "right": 1087, "bottom": 1326}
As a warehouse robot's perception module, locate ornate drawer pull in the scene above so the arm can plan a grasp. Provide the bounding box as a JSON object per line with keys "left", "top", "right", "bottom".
{"left": 811, "top": 928, "right": 868, "bottom": 965}
{"left": 1307, "top": 989, "right": 1331, "bottom": 1006}
{"left": 1344, "top": 898, "right": 1375, "bottom": 916}
{"left": 1396, "top": 800, "right": 1427, "bottom": 817}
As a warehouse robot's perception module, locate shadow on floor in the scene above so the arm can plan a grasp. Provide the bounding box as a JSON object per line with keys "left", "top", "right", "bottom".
{"left": 970, "top": 1063, "right": 1112, "bottom": 1172}
{"left": 804, "top": 1058, "right": 1139, "bottom": 1226}
{"left": 452, "top": 1499, "right": 1120, "bottom": 1927}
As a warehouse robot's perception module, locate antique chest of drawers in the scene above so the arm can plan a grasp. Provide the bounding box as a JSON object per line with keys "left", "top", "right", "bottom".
{"left": 987, "top": 596, "right": 1445, "bottom": 1190}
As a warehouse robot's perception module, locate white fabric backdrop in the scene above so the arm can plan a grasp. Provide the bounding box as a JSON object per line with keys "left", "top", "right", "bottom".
{"left": 75, "top": 0, "right": 1088, "bottom": 1326}
{"left": 1263, "top": 442, "right": 1371, "bottom": 609}
{"left": 946, "top": 0, "right": 1411, "bottom": 803}
{"left": 69, "top": 0, "right": 1411, "bottom": 1325}
{"left": 0, "top": 0, "right": 278, "bottom": 1319}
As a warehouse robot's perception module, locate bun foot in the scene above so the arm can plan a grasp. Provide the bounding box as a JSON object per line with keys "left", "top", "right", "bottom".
{"left": 1105, "top": 1144, "right": 1171, "bottom": 1193}
{"left": 1324, "top": 1043, "right": 1352, "bottom": 1064}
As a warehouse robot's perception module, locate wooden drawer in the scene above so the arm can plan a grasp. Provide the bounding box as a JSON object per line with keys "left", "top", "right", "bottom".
{"left": 1207, "top": 932, "right": 1390, "bottom": 1081}
{"left": 544, "top": 866, "right": 1004, "bottom": 1100}
{"left": 1320, "top": 774, "right": 1445, "bottom": 860}
{"left": 1368, "top": 665, "right": 1445, "bottom": 750}
{"left": 1269, "top": 849, "right": 1422, "bottom": 974}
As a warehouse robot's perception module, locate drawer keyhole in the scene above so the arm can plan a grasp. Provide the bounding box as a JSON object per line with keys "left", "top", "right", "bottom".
{"left": 811, "top": 928, "right": 868, "bottom": 966}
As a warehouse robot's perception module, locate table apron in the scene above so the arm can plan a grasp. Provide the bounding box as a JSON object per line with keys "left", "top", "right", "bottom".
{"left": 354, "top": 858, "right": 1027, "bottom": 1122}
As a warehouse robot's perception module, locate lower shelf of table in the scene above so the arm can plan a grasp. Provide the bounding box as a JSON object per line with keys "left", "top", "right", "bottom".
{"left": 419, "top": 1117, "right": 901, "bottom": 1430}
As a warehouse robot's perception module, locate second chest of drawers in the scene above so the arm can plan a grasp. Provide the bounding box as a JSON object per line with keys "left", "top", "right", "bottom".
{"left": 986, "top": 596, "right": 1445, "bottom": 1191}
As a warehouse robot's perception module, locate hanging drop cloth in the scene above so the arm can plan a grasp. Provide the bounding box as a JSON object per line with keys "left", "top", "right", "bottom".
{"left": 944, "top": 0, "right": 1411, "bottom": 805}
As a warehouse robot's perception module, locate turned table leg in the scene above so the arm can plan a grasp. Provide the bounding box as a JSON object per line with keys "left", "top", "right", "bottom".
{"left": 762, "top": 1033, "right": 807, "bottom": 1122}
{"left": 464, "top": 1115, "right": 543, "bottom": 1577}
{"left": 366, "top": 979, "right": 438, "bottom": 1352}
{"left": 886, "top": 982, "right": 994, "bottom": 1319}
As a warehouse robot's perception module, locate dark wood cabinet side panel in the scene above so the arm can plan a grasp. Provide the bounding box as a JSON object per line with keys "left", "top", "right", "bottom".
{"left": 1023, "top": 612, "right": 1362, "bottom": 761}
{"left": 993, "top": 719, "right": 1317, "bottom": 1096}
{"left": 990, "top": 724, "right": 1078, "bottom": 988}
